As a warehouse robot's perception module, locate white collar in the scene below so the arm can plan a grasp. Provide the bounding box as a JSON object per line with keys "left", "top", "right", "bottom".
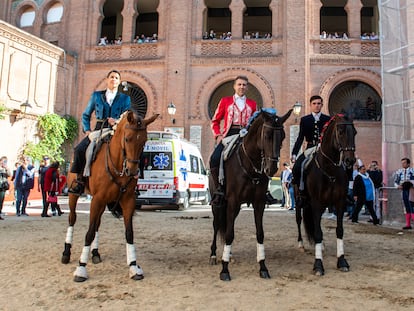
{"left": 234, "top": 95, "right": 246, "bottom": 101}
{"left": 312, "top": 112, "right": 321, "bottom": 121}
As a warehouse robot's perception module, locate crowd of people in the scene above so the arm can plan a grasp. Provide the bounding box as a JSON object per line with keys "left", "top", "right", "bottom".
{"left": 0, "top": 155, "right": 66, "bottom": 219}
{"left": 97, "top": 33, "right": 158, "bottom": 46}
{"left": 202, "top": 30, "right": 272, "bottom": 40}
{"left": 320, "top": 31, "right": 379, "bottom": 40}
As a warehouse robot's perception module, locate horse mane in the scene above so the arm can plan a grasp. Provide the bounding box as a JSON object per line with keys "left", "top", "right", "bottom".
{"left": 246, "top": 108, "right": 277, "bottom": 130}
{"left": 112, "top": 110, "right": 142, "bottom": 131}
{"left": 319, "top": 113, "right": 346, "bottom": 144}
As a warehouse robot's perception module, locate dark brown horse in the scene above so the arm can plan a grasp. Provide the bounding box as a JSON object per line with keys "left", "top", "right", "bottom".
{"left": 209, "top": 108, "right": 292, "bottom": 281}
{"left": 61, "top": 111, "right": 158, "bottom": 282}
{"left": 295, "top": 114, "right": 356, "bottom": 276}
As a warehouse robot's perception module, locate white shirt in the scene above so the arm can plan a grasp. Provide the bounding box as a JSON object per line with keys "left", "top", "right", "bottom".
{"left": 105, "top": 89, "right": 117, "bottom": 106}
{"left": 312, "top": 112, "right": 321, "bottom": 121}
{"left": 234, "top": 95, "right": 246, "bottom": 111}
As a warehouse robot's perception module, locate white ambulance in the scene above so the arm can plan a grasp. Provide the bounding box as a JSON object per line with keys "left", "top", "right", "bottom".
{"left": 136, "top": 131, "right": 210, "bottom": 209}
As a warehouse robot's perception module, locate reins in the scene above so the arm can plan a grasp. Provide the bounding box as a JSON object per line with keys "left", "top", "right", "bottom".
{"left": 238, "top": 120, "right": 283, "bottom": 184}
{"left": 315, "top": 119, "right": 355, "bottom": 182}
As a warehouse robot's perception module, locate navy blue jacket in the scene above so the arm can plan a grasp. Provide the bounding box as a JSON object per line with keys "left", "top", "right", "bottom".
{"left": 82, "top": 90, "right": 131, "bottom": 132}
{"left": 292, "top": 113, "right": 331, "bottom": 156}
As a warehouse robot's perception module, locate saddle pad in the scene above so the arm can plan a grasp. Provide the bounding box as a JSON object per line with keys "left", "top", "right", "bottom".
{"left": 84, "top": 128, "right": 113, "bottom": 177}
{"left": 222, "top": 134, "right": 240, "bottom": 161}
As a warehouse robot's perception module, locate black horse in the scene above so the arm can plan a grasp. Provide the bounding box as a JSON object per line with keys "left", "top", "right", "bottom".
{"left": 295, "top": 114, "right": 356, "bottom": 276}
{"left": 209, "top": 108, "right": 292, "bottom": 281}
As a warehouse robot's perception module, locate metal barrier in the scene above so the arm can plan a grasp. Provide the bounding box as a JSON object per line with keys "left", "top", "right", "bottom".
{"left": 379, "top": 187, "right": 405, "bottom": 227}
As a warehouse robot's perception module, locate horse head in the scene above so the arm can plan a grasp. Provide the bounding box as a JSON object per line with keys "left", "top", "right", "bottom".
{"left": 320, "top": 114, "right": 357, "bottom": 169}
{"left": 246, "top": 108, "right": 292, "bottom": 177}
{"left": 114, "top": 111, "right": 159, "bottom": 177}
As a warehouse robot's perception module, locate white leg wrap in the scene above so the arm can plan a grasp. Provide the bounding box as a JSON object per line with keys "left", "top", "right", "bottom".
{"left": 315, "top": 243, "right": 323, "bottom": 260}
{"left": 222, "top": 244, "right": 232, "bottom": 262}
{"left": 337, "top": 238, "right": 344, "bottom": 257}
{"left": 257, "top": 243, "right": 265, "bottom": 262}
{"left": 65, "top": 226, "right": 74, "bottom": 244}
{"left": 129, "top": 265, "right": 144, "bottom": 279}
{"left": 126, "top": 243, "right": 136, "bottom": 265}
{"left": 80, "top": 246, "right": 90, "bottom": 264}
{"left": 91, "top": 232, "right": 99, "bottom": 250}
{"left": 74, "top": 265, "right": 88, "bottom": 279}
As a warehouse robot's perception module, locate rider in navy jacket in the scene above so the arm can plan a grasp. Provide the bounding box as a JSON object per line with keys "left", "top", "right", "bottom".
{"left": 69, "top": 70, "right": 131, "bottom": 194}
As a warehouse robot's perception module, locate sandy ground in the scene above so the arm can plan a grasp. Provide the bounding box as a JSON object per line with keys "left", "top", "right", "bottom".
{"left": 0, "top": 203, "right": 413, "bottom": 311}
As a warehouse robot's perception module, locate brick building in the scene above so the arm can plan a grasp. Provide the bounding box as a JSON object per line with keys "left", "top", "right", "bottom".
{"left": 1, "top": 0, "right": 382, "bottom": 171}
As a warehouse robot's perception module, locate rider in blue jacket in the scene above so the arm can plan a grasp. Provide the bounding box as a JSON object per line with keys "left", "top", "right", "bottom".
{"left": 69, "top": 70, "right": 131, "bottom": 194}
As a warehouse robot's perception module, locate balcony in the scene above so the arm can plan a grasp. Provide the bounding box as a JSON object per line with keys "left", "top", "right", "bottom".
{"left": 312, "top": 39, "right": 380, "bottom": 57}
{"left": 86, "top": 41, "right": 165, "bottom": 63}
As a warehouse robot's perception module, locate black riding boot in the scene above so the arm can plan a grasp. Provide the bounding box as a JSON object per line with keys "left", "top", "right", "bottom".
{"left": 210, "top": 167, "right": 224, "bottom": 207}
{"left": 68, "top": 174, "right": 85, "bottom": 195}
{"left": 41, "top": 203, "right": 51, "bottom": 217}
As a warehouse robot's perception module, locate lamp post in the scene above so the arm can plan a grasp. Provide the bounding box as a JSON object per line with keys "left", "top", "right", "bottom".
{"left": 167, "top": 102, "right": 176, "bottom": 124}
{"left": 293, "top": 101, "right": 302, "bottom": 122}
{"left": 20, "top": 100, "right": 32, "bottom": 114}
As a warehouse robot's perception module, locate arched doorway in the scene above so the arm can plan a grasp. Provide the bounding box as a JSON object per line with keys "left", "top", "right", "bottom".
{"left": 329, "top": 81, "right": 381, "bottom": 121}
{"left": 207, "top": 81, "right": 263, "bottom": 118}
{"left": 119, "top": 82, "right": 148, "bottom": 117}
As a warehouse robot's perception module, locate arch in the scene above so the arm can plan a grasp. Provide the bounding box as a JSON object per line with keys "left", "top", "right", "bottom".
{"left": 319, "top": 68, "right": 381, "bottom": 118}
{"left": 44, "top": 1, "right": 64, "bottom": 24}
{"left": 195, "top": 67, "right": 275, "bottom": 120}
{"left": 17, "top": 4, "right": 37, "bottom": 27}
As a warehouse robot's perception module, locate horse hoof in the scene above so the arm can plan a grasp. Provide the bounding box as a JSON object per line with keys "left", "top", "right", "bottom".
{"left": 259, "top": 270, "right": 271, "bottom": 279}
{"left": 131, "top": 274, "right": 144, "bottom": 281}
{"left": 314, "top": 269, "right": 324, "bottom": 276}
{"left": 92, "top": 255, "right": 102, "bottom": 264}
{"left": 337, "top": 255, "right": 350, "bottom": 272}
{"left": 61, "top": 255, "right": 70, "bottom": 264}
{"left": 73, "top": 276, "right": 87, "bottom": 282}
{"left": 209, "top": 256, "right": 217, "bottom": 265}
{"left": 220, "top": 272, "right": 231, "bottom": 281}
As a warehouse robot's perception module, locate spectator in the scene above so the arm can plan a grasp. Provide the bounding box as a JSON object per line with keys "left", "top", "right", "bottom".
{"left": 367, "top": 160, "right": 383, "bottom": 221}
{"left": 115, "top": 35, "right": 122, "bottom": 45}
{"left": 98, "top": 36, "right": 108, "bottom": 46}
{"left": 43, "top": 161, "right": 64, "bottom": 217}
{"left": 346, "top": 158, "right": 363, "bottom": 219}
{"left": 281, "top": 163, "right": 294, "bottom": 210}
{"left": 0, "top": 156, "right": 11, "bottom": 220}
{"left": 14, "top": 156, "right": 35, "bottom": 216}
{"left": 352, "top": 165, "right": 379, "bottom": 225}
{"left": 244, "top": 31, "right": 251, "bottom": 39}
{"left": 394, "top": 157, "right": 414, "bottom": 230}
{"left": 208, "top": 29, "right": 216, "bottom": 40}
{"left": 38, "top": 156, "right": 51, "bottom": 217}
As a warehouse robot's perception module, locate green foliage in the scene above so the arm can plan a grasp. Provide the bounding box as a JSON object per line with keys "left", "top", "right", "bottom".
{"left": 25, "top": 113, "right": 78, "bottom": 162}
{"left": 0, "top": 104, "right": 6, "bottom": 120}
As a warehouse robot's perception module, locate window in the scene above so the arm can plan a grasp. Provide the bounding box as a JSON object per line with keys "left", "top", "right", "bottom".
{"left": 20, "top": 8, "right": 35, "bottom": 27}
{"left": 190, "top": 155, "right": 199, "bottom": 173}
{"left": 46, "top": 3, "right": 63, "bottom": 23}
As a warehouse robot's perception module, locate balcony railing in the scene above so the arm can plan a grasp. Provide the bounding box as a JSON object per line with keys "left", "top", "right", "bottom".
{"left": 313, "top": 39, "right": 380, "bottom": 57}
{"left": 84, "top": 38, "right": 380, "bottom": 63}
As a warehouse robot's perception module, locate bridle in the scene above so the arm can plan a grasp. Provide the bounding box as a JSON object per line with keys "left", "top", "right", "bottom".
{"left": 105, "top": 120, "right": 145, "bottom": 193}
{"left": 237, "top": 118, "right": 283, "bottom": 184}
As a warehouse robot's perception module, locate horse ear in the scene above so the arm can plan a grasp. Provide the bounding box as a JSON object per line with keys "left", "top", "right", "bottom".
{"left": 126, "top": 110, "right": 135, "bottom": 123}
{"left": 144, "top": 114, "right": 160, "bottom": 127}
{"left": 279, "top": 109, "right": 294, "bottom": 123}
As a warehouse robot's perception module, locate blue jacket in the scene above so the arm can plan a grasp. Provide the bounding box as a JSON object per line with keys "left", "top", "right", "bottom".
{"left": 82, "top": 90, "right": 131, "bottom": 132}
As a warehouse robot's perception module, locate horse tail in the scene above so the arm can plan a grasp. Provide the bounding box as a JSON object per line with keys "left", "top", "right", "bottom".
{"left": 302, "top": 201, "right": 316, "bottom": 244}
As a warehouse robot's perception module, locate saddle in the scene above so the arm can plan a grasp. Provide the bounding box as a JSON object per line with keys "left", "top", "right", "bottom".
{"left": 299, "top": 146, "right": 317, "bottom": 191}
{"left": 83, "top": 128, "right": 114, "bottom": 177}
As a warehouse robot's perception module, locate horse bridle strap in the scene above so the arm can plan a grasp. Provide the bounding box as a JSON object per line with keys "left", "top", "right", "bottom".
{"left": 319, "top": 122, "right": 355, "bottom": 167}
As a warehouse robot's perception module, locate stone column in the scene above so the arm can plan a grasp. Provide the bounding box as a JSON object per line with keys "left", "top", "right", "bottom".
{"left": 345, "top": 0, "right": 363, "bottom": 39}
{"left": 121, "top": 0, "right": 136, "bottom": 42}
{"left": 229, "top": 0, "right": 243, "bottom": 39}
{"left": 194, "top": 0, "right": 206, "bottom": 39}
{"left": 312, "top": 0, "right": 323, "bottom": 39}
{"left": 270, "top": 0, "right": 281, "bottom": 39}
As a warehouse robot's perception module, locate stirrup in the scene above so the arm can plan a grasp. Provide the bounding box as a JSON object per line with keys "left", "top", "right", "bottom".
{"left": 68, "top": 179, "right": 85, "bottom": 195}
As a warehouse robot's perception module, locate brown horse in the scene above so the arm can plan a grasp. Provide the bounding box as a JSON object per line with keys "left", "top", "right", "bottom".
{"left": 295, "top": 114, "right": 356, "bottom": 276}
{"left": 209, "top": 108, "right": 292, "bottom": 281}
{"left": 61, "top": 111, "right": 158, "bottom": 282}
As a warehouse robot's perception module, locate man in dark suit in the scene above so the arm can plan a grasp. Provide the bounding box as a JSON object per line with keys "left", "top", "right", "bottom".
{"left": 290, "top": 95, "right": 331, "bottom": 189}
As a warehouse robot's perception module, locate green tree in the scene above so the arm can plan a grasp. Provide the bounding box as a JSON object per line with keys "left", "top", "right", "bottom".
{"left": 25, "top": 113, "right": 78, "bottom": 162}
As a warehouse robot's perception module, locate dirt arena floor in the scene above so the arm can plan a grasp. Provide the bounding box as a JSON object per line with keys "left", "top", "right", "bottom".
{"left": 0, "top": 205, "right": 413, "bottom": 310}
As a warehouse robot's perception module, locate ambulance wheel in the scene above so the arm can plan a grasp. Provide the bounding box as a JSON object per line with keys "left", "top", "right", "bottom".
{"left": 178, "top": 195, "right": 190, "bottom": 210}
